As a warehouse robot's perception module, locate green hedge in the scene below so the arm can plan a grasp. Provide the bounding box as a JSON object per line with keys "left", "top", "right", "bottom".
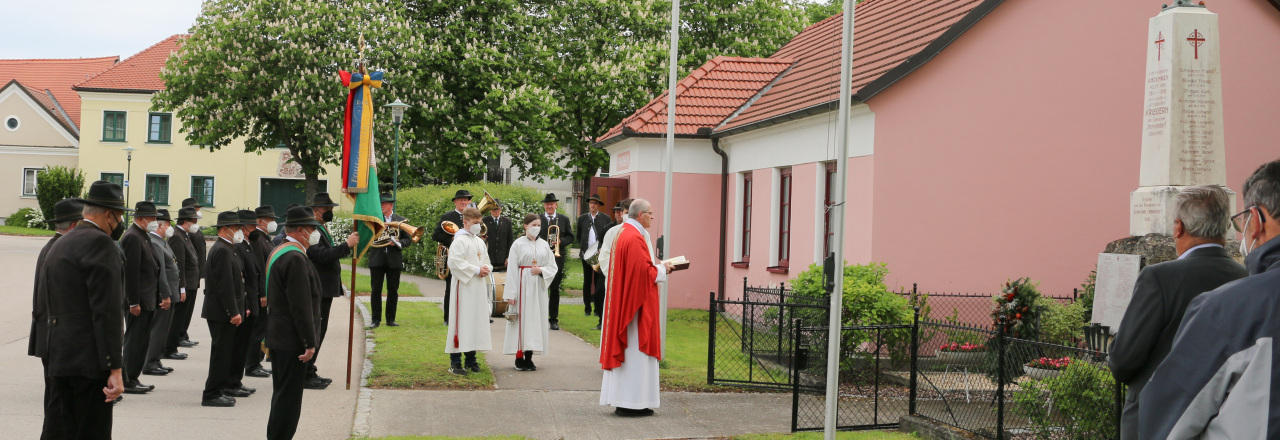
{"left": 35, "top": 165, "right": 85, "bottom": 226}
{"left": 6, "top": 207, "right": 42, "bottom": 228}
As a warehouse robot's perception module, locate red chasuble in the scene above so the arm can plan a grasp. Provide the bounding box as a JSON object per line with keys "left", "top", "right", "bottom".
{"left": 599, "top": 223, "right": 663, "bottom": 370}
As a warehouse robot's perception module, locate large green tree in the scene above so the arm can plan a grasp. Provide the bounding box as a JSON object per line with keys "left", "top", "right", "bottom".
{"left": 155, "top": 0, "right": 446, "bottom": 199}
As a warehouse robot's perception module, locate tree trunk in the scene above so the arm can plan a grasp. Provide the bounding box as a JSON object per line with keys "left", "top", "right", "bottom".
{"left": 305, "top": 173, "right": 321, "bottom": 205}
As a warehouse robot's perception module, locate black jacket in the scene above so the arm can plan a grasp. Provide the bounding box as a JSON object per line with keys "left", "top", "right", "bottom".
{"left": 307, "top": 224, "right": 351, "bottom": 298}
{"left": 29, "top": 232, "right": 62, "bottom": 357}
{"left": 250, "top": 229, "right": 273, "bottom": 265}
{"left": 432, "top": 210, "right": 463, "bottom": 248}
{"left": 187, "top": 227, "right": 207, "bottom": 279}
{"left": 169, "top": 230, "right": 200, "bottom": 294}
{"left": 576, "top": 211, "right": 613, "bottom": 259}
{"left": 266, "top": 245, "right": 322, "bottom": 351}
{"left": 368, "top": 214, "right": 412, "bottom": 270}
{"left": 35, "top": 223, "right": 125, "bottom": 377}
{"left": 121, "top": 224, "right": 162, "bottom": 310}
{"left": 202, "top": 239, "right": 245, "bottom": 321}
{"left": 536, "top": 212, "right": 573, "bottom": 258}
{"left": 237, "top": 241, "right": 264, "bottom": 315}
{"left": 483, "top": 214, "right": 514, "bottom": 270}
{"left": 1108, "top": 245, "right": 1247, "bottom": 391}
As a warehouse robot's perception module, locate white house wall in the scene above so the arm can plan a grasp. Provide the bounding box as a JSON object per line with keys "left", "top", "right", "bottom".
{"left": 720, "top": 104, "right": 874, "bottom": 174}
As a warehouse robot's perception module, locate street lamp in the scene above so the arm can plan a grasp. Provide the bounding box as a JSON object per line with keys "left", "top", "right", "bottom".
{"left": 123, "top": 146, "right": 136, "bottom": 204}
{"left": 383, "top": 99, "right": 411, "bottom": 213}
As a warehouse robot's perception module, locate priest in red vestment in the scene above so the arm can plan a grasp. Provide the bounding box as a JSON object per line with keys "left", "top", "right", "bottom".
{"left": 599, "top": 199, "right": 674, "bottom": 417}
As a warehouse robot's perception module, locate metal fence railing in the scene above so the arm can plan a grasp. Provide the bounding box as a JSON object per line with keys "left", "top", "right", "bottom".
{"left": 791, "top": 315, "right": 919, "bottom": 432}
{"left": 708, "top": 282, "right": 828, "bottom": 391}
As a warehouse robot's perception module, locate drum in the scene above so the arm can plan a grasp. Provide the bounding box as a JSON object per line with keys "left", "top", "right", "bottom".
{"left": 490, "top": 271, "right": 508, "bottom": 318}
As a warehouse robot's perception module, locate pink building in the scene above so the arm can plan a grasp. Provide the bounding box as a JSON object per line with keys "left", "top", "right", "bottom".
{"left": 593, "top": 0, "right": 1280, "bottom": 309}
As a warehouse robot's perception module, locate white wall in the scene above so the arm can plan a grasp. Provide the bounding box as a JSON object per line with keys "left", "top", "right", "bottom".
{"left": 720, "top": 105, "right": 875, "bottom": 173}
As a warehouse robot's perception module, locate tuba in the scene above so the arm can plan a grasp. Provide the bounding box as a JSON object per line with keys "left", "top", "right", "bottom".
{"left": 435, "top": 221, "right": 459, "bottom": 278}
{"left": 473, "top": 191, "right": 499, "bottom": 241}
{"left": 370, "top": 221, "right": 424, "bottom": 248}
{"left": 547, "top": 224, "right": 561, "bottom": 258}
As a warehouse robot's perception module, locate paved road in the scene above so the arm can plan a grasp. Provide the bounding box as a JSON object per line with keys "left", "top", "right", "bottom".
{"left": 0, "top": 234, "right": 360, "bottom": 439}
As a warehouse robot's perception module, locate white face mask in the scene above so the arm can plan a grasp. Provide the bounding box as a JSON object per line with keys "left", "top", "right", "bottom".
{"left": 308, "top": 229, "right": 321, "bottom": 246}
{"left": 196, "top": 211, "right": 204, "bottom": 220}
{"left": 1240, "top": 212, "right": 1256, "bottom": 257}
{"left": 233, "top": 230, "right": 245, "bottom": 244}
{"left": 469, "top": 223, "right": 483, "bottom": 235}
{"left": 266, "top": 221, "right": 278, "bottom": 234}
{"left": 164, "top": 226, "right": 174, "bottom": 239}
{"left": 526, "top": 226, "right": 540, "bottom": 238}
{"left": 145, "top": 221, "right": 159, "bottom": 233}
{"left": 190, "top": 223, "right": 202, "bottom": 233}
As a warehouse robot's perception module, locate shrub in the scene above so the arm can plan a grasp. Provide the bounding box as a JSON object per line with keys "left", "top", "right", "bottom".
{"left": 1078, "top": 270, "right": 1097, "bottom": 323}
{"left": 1011, "top": 360, "right": 1119, "bottom": 440}
{"left": 35, "top": 165, "right": 86, "bottom": 225}
{"left": 791, "top": 262, "right": 913, "bottom": 371}
{"left": 1040, "top": 299, "right": 1086, "bottom": 346}
{"left": 6, "top": 207, "right": 40, "bottom": 227}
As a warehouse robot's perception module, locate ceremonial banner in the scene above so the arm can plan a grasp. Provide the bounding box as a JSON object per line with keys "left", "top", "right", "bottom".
{"left": 339, "top": 69, "right": 386, "bottom": 259}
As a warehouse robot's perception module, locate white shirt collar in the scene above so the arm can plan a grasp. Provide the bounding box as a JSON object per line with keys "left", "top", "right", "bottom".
{"left": 220, "top": 236, "right": 234, "bottom": 244}
{"left": 149, "top": 231, "right": 163, "bottom": 239}
{"left": 286, "top": 236, "right": 300, "bottom": 244}
{"left": 1178, "top": 243, "right": 1224, "bottom": 260}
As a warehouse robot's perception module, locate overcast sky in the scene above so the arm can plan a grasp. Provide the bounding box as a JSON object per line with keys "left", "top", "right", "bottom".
{"left": 1, "top": 0, "right": 203, "bottom": 60}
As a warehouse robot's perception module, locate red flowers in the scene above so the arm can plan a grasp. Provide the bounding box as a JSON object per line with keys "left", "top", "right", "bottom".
{"left": 1025, "top": 356, "right": 1072, "bottom": 370}
{"left": 939, "top": 342, "right": 987, "bottom": 353}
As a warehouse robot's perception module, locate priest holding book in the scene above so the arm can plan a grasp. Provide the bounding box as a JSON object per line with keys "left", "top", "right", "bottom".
{"left": 599, "top": 199, "right": 675, "bottom": 417}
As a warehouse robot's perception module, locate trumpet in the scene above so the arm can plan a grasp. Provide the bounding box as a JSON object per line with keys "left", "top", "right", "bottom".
{"left": 370, "top": 221, "right": 424, "bottom": 248}
{"left": 547, "top": 224, "right": 561, "bottom": 258}
{"left": 435, "top": 221, "right": 460, "bottom": 279}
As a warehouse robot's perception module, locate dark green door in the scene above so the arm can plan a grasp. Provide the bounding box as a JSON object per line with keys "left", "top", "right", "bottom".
{"left": 260, "top": 178, "right": 326, "bottom": 220}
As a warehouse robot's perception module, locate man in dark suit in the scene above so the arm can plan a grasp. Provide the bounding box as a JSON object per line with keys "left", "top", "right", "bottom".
{"left": 265, "top": 206, "right": 324, "bottom": 440}
{"left": 34, "top": 181, "right": 127, "bottom": 438}
{"left": 222, "top": 210, "right": 263, "bottom": 398}
{"left": 1109, "top": 185, "right": 1247, "bottom": 440}
{"left": 483, "top": 202, "right": 513, "bottom": 272}
{"left": 121, "top": 201, "right": 167, "bottom": 394}
{"left": 368, "top": 193, "right": 413, "bottom": 328}
{"left": 163, "top": 207, "right": 201, "bottom": 361}
{"left": 272, "top": 204, "right": 301, "bottom": 247}
{"left": 141, "top": 209, "right": 180, "bottom": 377}
{"left": 535, "top": 193, "right": 573, "bottom": 330}
{"left": 30, "top": 198, "right": 83, "bottom": 437}
{"left": 246, "top": 206, "right": 277, "bottom": 377}
{"left": 202, "top": 211, "right": 248, "bottom": 407}
{"left": 432, "top": 190, "right": 471, "bottom": 324}
{"left": 576, "top": 194, "right": 612, "bottom": 319}
{"left": 305, "top": 193, "right": 360, "bottom": 389}
{"left": 177, "top": 197, "right": 206, "bottom": 349}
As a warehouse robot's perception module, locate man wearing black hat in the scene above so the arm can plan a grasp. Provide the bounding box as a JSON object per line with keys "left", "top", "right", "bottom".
{"left": 202, "top": 211, "right": 248, "bottom": 407}
{"left": 179, "top": 198, "right": 206, "bottom": 348}
{"left": 163, "top": 206, "right": 201, "bottom": 361}
{"left": 273, "top": 204, "right": 302, "bottom": 247}
{"left": 432, "top": 189, "right": 472, "bottom": 324}
{"left": 536, "top": 193, "right": 573, "bottom": 330}
{"left": 34, "top": 181, "right": 127, "bottom": 437}
{"left": 305, "top": 193, "right": 360, "bottom": 389}
{"left": 221, "top": 210, "right": 263, "bottom": 398}
{"left": 368, "top": 193, "right": 412, "bottom": 328}
{"left": 265, "top": 206, "right": 324, "bottom": 439}
{"left": 121, "top": 201, "right": 168, "bottom": 393}
{"left": 30, "top": 198, "right": 83, "bottom": 436}
{"left": 483, "top": 202, "right": 513, "bottom": 272}
{"left": 142, "top": 209, "right": 181, "bottom": 377}
{"left": 246, "top": 206, "right": 278, "bottom": 377}
{"left": 577, "top": 194, "right": 612, "bottom": 319}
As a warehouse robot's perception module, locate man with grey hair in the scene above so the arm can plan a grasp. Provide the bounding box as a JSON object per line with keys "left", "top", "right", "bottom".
{"left": 1140, "top": 160, "right": 1280, "bottom": 439}
{"left": 1109, "top": 184, "right": 1246, "bottom": 440}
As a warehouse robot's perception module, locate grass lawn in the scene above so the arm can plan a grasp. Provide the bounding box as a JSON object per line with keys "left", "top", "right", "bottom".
{"left": 358, "top": 431, "right": 917, "bottom": 440}
{"left": 0, "top": 225, "right": 56, "bottom": 236}
{"left": 366, "top": 302, "right": 494, "bottom": 389}
{"left": 342, "top": 270, "right": 423, "bottom": 297}
{"left": 561, "top": 258, "right": 583, "bottom": 293}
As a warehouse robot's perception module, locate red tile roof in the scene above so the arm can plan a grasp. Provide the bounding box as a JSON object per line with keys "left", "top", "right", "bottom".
{"left": 716, "top": 0, "right": 990, "bottom": 133}
{"left": 75, "top": 35, "right": 186, "bottom": 94}
{"left": 0, "top": 56, "right": 118, "bottom": 127}
{"left": 595, "top": 56, "right": 793, "bottom": 144}
{"left": 17, "top": 82, "right": 76, "bottom": 134}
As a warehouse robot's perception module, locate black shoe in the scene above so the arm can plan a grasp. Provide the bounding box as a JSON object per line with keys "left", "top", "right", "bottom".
{"left": 303, "top": 377, "right": 330, "bottom": 390}
{"left": 123, "top": 382, "right": 153, "bottom": 394}
{"left": 465, "top": 362, "right": 481, "bottom": 373}
{"left": 584, "top": 308, "right": 592, "bottom": 316}
{"left": 525, "top": 360, "right": 537, "bottom": 371}
{"left": 202, "top": 396, "right": 235, "bottom": 407}
{"left": 179, "top": 340, "right": 199, "bottom": 347}
{"left": 315, "top": 376, "right": 333, "bottom": 384}
{"left": 550, "top": 322, "right": 560, "bottom": 330}
{"left": 594, "top": 323, "right": 602, "bottom": 331}
{"left": 369, "top": 322, "right": 380, "bottom": 329}
{"left": 222, "top": 387, "right": 251, "bottom": 398}
{"left": 386, "top": 321, "right": 399, "bottom": 327}
{"left": 161, "top": 365, "right": 174, "bottom": 372}
{"left": 163, "top": 352, "right": 188, "bottom": 360}
{"left": 449, "top": 365, "right": 469, "bottom": 375}
{"left": 515, "top": 358, "right": 531, "bottom": 371}
{"left": 239, "top": 385, "right": 256, "bottom": 394}
{"left": 143, "top": 367, "right": 170, "bottom": 376}
{"left": 246, "top": 368, "right": 270, "bottom": 378}
{"left": 615, "top": 407, "right": 654, "bottom": 417}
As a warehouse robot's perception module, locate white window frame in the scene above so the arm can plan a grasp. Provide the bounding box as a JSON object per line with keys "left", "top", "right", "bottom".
{"left": 21, "top": 167, "right": 43, "bottom": 197}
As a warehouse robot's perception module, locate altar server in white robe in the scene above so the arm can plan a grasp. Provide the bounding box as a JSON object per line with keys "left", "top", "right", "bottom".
{"left": 594, "top": 199, "right": 632, "bottom": 331}
{"left": 445, "top": 207, "right": 493, "bottom": 375}
{"left": 503, "top": 214, "right": 558, "bottom": 371}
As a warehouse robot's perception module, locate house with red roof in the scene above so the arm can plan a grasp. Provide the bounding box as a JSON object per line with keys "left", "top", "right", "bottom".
{"left": 594, "top": 0, "right": 1280, "bottom": 309}
{"left": 0, "top": 56, "right": 118, "bottom": 219}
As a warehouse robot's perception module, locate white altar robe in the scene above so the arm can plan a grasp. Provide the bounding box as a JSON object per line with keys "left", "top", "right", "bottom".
{"left": 502, "top": 236, "right": 558, "bottom": 354}
{"left": 445, "top": 230, "right": 493, "bottom": 353}
{"left": 599, "top": 219, "right": 667, "bottom": 409}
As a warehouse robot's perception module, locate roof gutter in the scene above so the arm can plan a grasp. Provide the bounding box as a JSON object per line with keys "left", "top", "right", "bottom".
{"left": 710, "top": 137, "right": 728, "bottom": 305}
{"left": 71, "top": 87, "right": 159, "bottom": 95}
{"left": 591, "top": 127, "right": 708, "bottom": 150}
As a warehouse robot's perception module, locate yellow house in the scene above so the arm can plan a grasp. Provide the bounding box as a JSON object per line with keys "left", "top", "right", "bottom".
{"left": 74, "top": 35, "right": 349, "bottom": 223}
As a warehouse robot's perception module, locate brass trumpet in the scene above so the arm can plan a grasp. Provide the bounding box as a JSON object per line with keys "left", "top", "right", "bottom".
{"left": 435, "top": 220, "right": 460, "bottom": 279}
{"left": 547, "top": 224, "right": 561, "bottom": 258}
{"left": 370, "top": 221, "right": 424, "bottom": 248}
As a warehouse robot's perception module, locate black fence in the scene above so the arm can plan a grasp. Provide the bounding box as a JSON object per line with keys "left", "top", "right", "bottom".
{"left": 791, "top": 317, "right": 918, "bottom": 432}
{"left": 897, "top": 284, "right": 1079, "bottom": 330}
{"left": 707, "top": 281, "right": 827, "bottom": 390}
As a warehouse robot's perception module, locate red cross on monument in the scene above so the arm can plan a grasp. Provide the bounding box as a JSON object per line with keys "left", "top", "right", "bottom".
{"left": 1187, "top": 29, "right": 1205, "bottom": 60}
{"left": 1154, "top": 32, "right": 1166, "bottom": 61}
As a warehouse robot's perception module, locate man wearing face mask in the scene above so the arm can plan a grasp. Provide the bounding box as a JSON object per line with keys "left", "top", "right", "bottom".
{"left": 535, "top": 193, "right": 573, "bottom": 330}
{"left": 1141, "top": 159, "right": 1280, "bottom": 439}
{"left": 265, "top": 206, "right": 324, "bottom": 439}
{"left": 163, "top": 207, "right": 201, "bottom": 362}
{"left": 121, "top": 201, "right": 168, "bottom": 394}
{"left": 245, "top": 206, "right": 277, "bottom": 378}
{"left": 34, "top": 181, "right": 127, "bottom": 437}
{"left": 141, "top": 209, "right": 182, "bottom": 377}
{"left": 180, "top": 198, "right": 206, "bottom": 349}
{"left": 445, "top": 207, "right": 493, "bottom": 375}
{"left": 220, "top": 210, "right": 264, "bottom": 399}
{"left": 273, "top": 204, "right": 302, "bottom": 247}
{"left": 202, "top": 211, "right": 248, "bottom": 407}
{"left": 305, "top": 193, "right": 360, "bottom": 390}
{"left": 433, "top": 190, "right": 472, "bottom": 325}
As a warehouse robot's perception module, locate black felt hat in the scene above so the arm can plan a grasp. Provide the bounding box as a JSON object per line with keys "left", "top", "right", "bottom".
{"left": 311, "top": 192, "right": 339, "bottom": 208}
{"left": 215, "top": 211, "right": 241, "bottom": 227}
{"left": 254, "top": 206, "right": 276, "bottom": 219}
{"left": 46, "top": 198, "right": 84, "bottom": 223}
{"left": 541, "top": 193, "right": 559, "bottom": 203}
{"left": 181, "top": 197, "right": 202, "bottom": 208}
{"left": 380, "top": 192, "right": 395, "bottom": 203}
{"left": 133, "top": 201, "right": 160, "bottom": 218}
{"left": 452, "top": 190, "right": 473, "bottom": 201}
{"left": 177, "top": 206, "right": 198, "bottom": 221}
{"left": 284, "top": 206, "right": 322, "bottom": 227}
{"left": 156, "top": 209, "right": 172, "bottom": 222}
{"left": 587, "top": 194, "right": 604, "bottom": 206}
{"left": 81, "top": 180, "right": 130, "bottom": 211}
{"left": 612, "top": 202, "right": 625, "bottom": 211}
{"left": 237, "top": 209, "right": 257, "bottom": 225}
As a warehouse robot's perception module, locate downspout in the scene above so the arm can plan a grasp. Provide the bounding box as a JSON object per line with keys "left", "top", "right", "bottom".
{"left": 712, "top": 137, "right": 728, "bottom": 303}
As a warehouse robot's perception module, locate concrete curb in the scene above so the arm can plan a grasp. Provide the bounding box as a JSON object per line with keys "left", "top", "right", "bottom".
{"left": 899, "top": 415, "right": 986, "bottom": 440}
{"left": 352, "top": 297, "right": 374, "bottom": 438}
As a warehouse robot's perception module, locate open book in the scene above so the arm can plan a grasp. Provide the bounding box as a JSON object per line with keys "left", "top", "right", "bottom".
{"left": 662, "top": 255, "right": 691, "bottom": 272}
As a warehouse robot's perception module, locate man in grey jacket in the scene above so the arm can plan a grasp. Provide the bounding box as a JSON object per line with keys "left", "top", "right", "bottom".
{"left": 143, "top": 209, "right": 183, "bottom": 376}
{"left": 1108, "top": 185, "right": 1246, "bottom": 439}
{"left": 1141, "top": 159, "right": 1280, "bottom": 439}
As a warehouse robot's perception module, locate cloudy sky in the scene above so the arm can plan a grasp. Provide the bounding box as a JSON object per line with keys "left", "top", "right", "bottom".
{"left": 1, "top": 0, "right": 203, "bottom": 60}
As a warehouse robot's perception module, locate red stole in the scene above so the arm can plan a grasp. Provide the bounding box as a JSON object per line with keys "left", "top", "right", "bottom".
{"left": 599, "top": 223, "right": 662, "bottom": 370}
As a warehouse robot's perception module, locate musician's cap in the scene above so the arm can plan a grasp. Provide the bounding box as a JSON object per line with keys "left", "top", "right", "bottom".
{"left": 587, "top": 194, "right": 604, "bottom": 206}
{"left": 452, "top": 190, "right": 473, "bottom": 201}
{"left": 541, "top": 193, "right": 558, "bottom": 203}
{"left": 380, "top": 192, "right": 395, "bottom": 203}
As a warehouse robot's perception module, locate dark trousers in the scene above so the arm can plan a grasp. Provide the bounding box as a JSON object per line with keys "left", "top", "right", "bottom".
{"left": 267, "top": 349, "right": 305, "bottom": 440}
{"left": 228, "top": 313, "right": 253, "bottom": 388}
{"left": 1120, "top": 384, "right": 1139, "bottom": 440}
{"left": 443, "top": 273, "right": 453, "bottom": 323}
{"left": 167, "top": 290, "right": 198, "bottom": 351}
{"left": 122, "top": 309, "right": 154, "bottom": 383}
{"left": 246, "top": 306, "right": 269, "bottom": 372}
{"left": 144, "top": 304, "right": 174, "bottom": 370}
{"left": 449, "top": 351, "right": 477, "bottom": 366}
{"left": 50, "top": 375, "right": 112, "bottom": 440}
{"left": 307, "top": 297, "right": 334, "bottom": 378}
{"left": 203, "top": 320, "right": 237, "bottom": 401}
{"left": 581, "top": 260, "right": 604, "bottom": 316}
{"left": 548, "top": 256, "right": 566, "bottom": 322}
{"left": 369, "top": 267, "right": 400, "bottom": 323}
{"left": 41, "top": 360, "right": 64, "bottom": 440}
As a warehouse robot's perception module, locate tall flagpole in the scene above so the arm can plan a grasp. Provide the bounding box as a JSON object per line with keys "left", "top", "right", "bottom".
{"left": 824, "top": 1, "right": 855, "bottom": 438}
{"left": 660, "top": 0, "right": 681, "bottom": 353}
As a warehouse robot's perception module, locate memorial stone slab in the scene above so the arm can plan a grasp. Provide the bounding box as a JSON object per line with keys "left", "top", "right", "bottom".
{"left": 1091, "top": 253, "right": 1144, "bottom": 333}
